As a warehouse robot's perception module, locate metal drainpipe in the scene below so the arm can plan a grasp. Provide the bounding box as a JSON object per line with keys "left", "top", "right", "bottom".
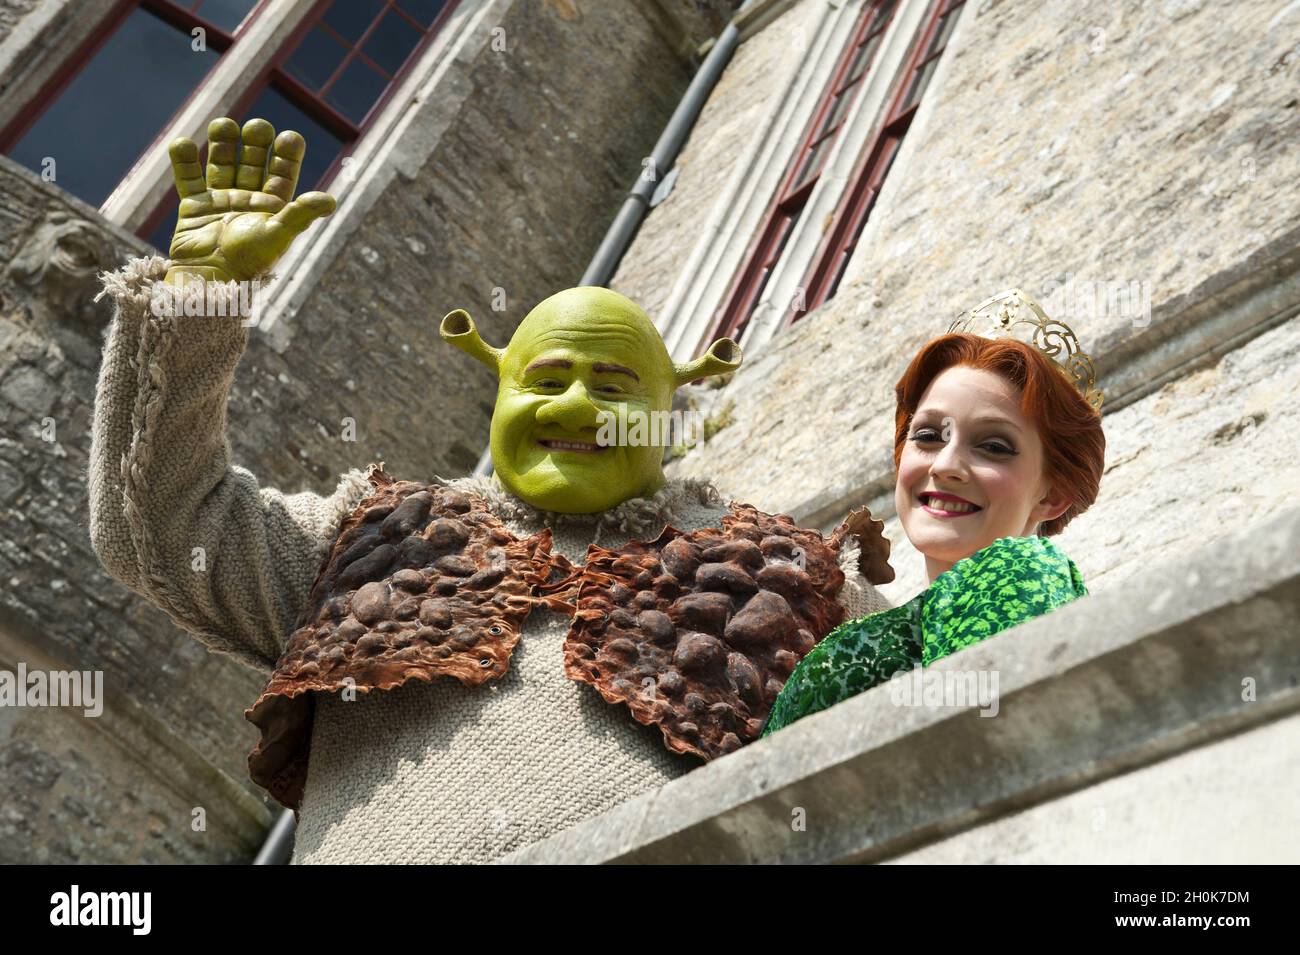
{"left": 579, "top": 8, "right": 749, "bottom": 287}
{"left": 254, "top": 1, "right": 751, "bottom": 865}
{"left": 252, "top": 807, "right": 295, "bottom": 865}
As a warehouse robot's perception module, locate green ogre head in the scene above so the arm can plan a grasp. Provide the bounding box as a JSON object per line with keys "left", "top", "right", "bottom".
{"left": 441, "top": 287, "right": 741, "bottom": 514}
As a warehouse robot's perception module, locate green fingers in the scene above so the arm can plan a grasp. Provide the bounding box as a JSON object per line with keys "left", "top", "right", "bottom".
{"left": 270, "top": 191, "right": 337, "bottom": 238}
{"left": 206, "top": 117, "right": 240, "bottom": 189}
{"left": 168, "top": 137, "right": 206, "bottom": 199}
{"left": 235, "top": 118, "right": 274, "bottom": 190}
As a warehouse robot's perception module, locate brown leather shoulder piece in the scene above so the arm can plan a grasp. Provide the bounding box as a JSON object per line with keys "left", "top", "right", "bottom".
{"left": 246, "top": 465, "right": 554, "bottom": 810}
{"left": 563, "top": 503, "right": 846, "bottom": 761}
{"left": 829, "top": 505, "right": 895, "bottom": 584}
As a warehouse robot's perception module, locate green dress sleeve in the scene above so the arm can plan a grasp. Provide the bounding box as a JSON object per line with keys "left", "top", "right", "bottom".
{"left": 760, "top": 535, "right": 1088, "bottom": 737}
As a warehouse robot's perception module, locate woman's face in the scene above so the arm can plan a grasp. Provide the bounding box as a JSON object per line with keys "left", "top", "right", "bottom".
{"left": 895, "top": 365, "right": 1069, "bottom": 582}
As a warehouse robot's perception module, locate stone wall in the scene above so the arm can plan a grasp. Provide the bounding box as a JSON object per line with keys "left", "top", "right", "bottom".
{"left": 889, "top": 710, "right": 1300, "bottom": 864}
{"left": 0, "top": 0, "right": 41, "bottom": 47}
{"left": 0, "top": 158, "right": 271, "bottom": 862}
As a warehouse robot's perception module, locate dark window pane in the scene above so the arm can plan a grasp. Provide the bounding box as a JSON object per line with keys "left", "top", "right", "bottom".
{"left": 847, "top": 31, "right": 881, "bottom": 82}
{"left": 825, "top": 83, "right": 857, "bottom": 130}
{"left": 323, "top": 0, "right": 385, "bottom": 42}
{"left": 362, "top": 8, "right": 422, "bottom": 75}
{"left": 825, "top": 247, "right": 854, "bottom": 302}
{"left": 6, "top": 8, "right": 217, "bottom": 207}
{"left": 932, "top": 9, "right": 961, "bottom": 52}
{"left": 147, "top": 195, "right": 179, "bottom": 254}
{"left": 903, "top": 55, "right": 940, "bottom": 111}
{"left": 827, "top": 141, "right": 899, "bottom": 301}
{"left": 873, "top": 136, "right": 902, "bottom": 193}
{"left": 285, "top": 26, "right": 349, "bottom": 90}
{"left": 397, "top": 0, "right": 449, "bottom": 28}
{"left": 793, "top": 134, "right": 831, "bottom": 192}
{"left": 242, "top": 84, "right": 346, "bottom": 191}
{"left": 325, "top": 59, "right": 388, "bottom": 124}
{"left": 746, "top": 206, "right": 803, "bottom": 325}
{"left": 770, "top": 206, "right": 802, "bottom": 263}
{"left": 193, "top": 0, "right": 258, "bottom": 33}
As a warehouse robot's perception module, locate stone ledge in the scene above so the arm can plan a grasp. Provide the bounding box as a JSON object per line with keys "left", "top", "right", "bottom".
{"left": 500, "top": 503, "right": 1300, "bottom": 864}
{"left": 886, "top": 709, "right": 1300, "bottom": 863}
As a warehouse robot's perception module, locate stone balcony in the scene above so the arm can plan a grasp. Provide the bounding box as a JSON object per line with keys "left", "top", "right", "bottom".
{"left": 503, "top": 503, "right": 1300, "bottom": 864}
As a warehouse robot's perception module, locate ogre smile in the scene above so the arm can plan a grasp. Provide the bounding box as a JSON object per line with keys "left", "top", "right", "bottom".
{"left": 537, "top": 439, "right": 607, "bottom": 453}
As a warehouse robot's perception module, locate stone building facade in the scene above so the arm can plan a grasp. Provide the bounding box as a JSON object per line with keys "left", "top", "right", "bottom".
{"left": 2, "top": 0, "right": 1296, "bottom": 863}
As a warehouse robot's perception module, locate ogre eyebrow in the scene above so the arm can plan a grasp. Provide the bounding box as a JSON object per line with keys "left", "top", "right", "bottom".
{"left": 523, "top": 358, "right": 640, "bottom": 382}
{"left": 524, "top": 358, "right": 572, "bottom": 372}
{"left": 593, "top": 362, "right": 639, "bottom": 381}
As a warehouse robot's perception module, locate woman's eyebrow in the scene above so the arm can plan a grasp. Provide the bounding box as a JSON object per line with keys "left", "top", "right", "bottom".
{"left": 971, "top": 414, "right": 1023, "bottom": 432}
{"left": 593, "top": 362, "right": 640, "bottom": 381}
{"left": 913, "top": 409, "right": 1023, "bottom": 432}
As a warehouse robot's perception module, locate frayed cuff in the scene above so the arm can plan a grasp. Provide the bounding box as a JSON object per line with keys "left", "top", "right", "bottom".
{"left": 93, "top": 255, "right": 279, "bottom": 319}
{"left": 93, "top": 255, "right": 172, "bottom": 312}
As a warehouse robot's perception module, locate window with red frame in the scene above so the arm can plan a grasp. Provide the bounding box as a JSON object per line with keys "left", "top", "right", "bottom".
{"left": 139, "top": 0, "right": 457, "bottom": 251}
{"left": 711, "top": 0, "right": 900, "bottom": 345}
{"left": 1, "top": 0, "right": 261, "bottom": 210}
{"left": 794, "top": 0, "right": 966, "bottom": 318}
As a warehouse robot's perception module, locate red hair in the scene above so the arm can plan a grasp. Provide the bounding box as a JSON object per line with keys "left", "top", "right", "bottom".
{"left": 892, "top": 333, "right": 1106, "bottom": 536}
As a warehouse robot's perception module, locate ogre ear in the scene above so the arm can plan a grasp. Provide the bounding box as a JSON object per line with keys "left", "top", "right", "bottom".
{"left": 440, "top": 309, "right": 503, "bottom": 375}
{"left": 673, "top": 337, "right": 742, "bottom": 388}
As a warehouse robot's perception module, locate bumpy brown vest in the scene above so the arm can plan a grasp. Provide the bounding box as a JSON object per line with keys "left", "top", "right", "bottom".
{"left": 246, "top": 466, "right": 891, "bottom": 810}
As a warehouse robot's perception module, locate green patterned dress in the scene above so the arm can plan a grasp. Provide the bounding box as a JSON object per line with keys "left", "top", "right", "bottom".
{"left": 761, "top": 534, "right": 1088, "bottom": 736}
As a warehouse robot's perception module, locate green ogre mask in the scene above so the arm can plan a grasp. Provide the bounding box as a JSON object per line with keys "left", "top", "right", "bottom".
{"left": 441, "top": 287, "right": 740, "bottom": 514}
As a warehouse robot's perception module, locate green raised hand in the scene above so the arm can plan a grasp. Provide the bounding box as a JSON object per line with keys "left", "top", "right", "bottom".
{"left": 163, "top": 117, "right": 336, "bottom": 286}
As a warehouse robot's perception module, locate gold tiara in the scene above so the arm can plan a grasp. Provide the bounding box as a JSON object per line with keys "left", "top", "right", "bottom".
{"left": 947, "top": 288, "right": 1104, "bottom": 411}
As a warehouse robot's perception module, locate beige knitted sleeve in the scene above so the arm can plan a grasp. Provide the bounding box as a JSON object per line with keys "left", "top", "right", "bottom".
{"left": 834, "top": 538, "right": 893, "bottom": 620}
{"left": 88, "top": 256, "right": 371, "bottom": 673}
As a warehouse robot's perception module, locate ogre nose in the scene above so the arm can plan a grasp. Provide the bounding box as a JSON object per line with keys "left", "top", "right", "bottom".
{"left": 534, "top": 383, "right": 602, "bottom": 430}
